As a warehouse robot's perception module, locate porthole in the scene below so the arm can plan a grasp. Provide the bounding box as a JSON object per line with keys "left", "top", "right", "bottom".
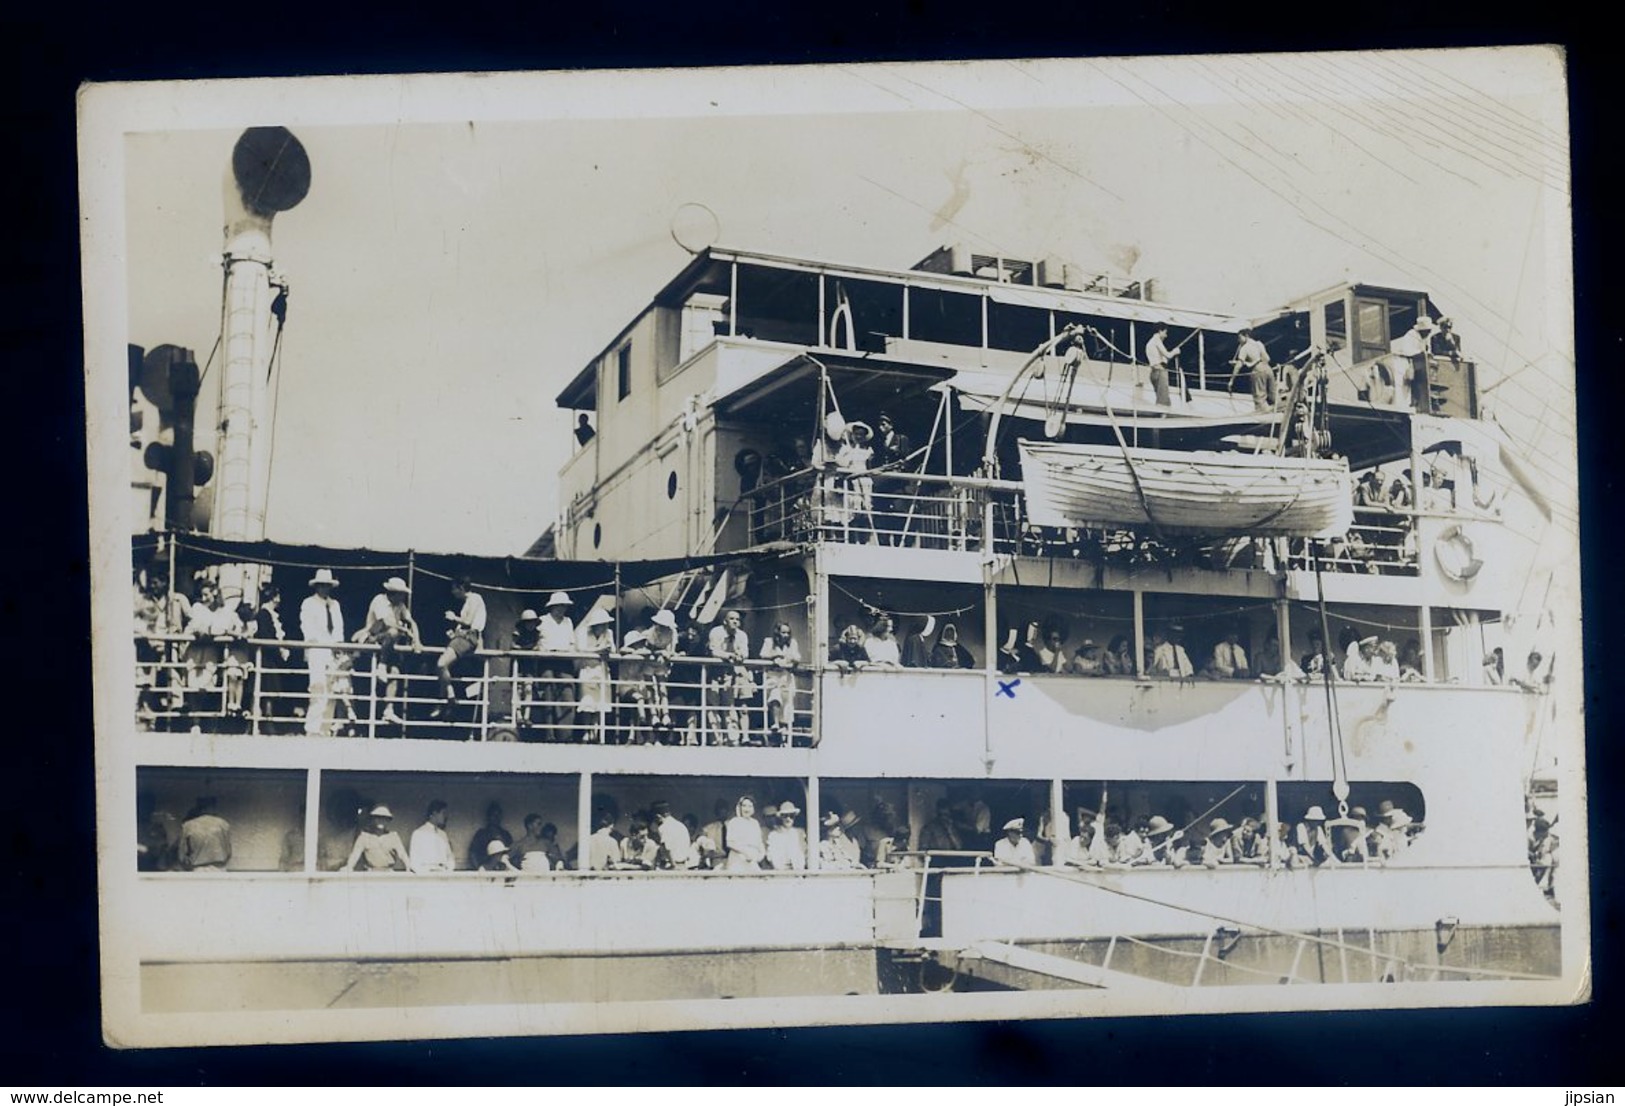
{"left": 667, "top": 471, "right": 679, "bottom": 500}
{"left": 593, "top": 523, "right": 602, "bottom": 549}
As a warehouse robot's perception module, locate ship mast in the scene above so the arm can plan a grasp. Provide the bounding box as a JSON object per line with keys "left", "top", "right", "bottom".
{"left": 213, "top": 127, "right": 310, "bottom": 601}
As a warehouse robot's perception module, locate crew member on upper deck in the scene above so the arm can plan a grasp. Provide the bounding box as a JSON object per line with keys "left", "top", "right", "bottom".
{"left": 1233, "top": 328, "right": 1274, "bottom": 410}
{"left": 1144, "top": 323, "right": 1174, "bottom": 408}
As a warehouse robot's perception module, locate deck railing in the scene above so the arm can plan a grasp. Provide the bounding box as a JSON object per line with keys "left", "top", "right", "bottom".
{"left": 134, "top": 635, "right": 813, "bottom": 745}
{"left": 747, "top": 469, "right": 1419, "bottom": 574}
{"left": 1286, "top": 507, "right": 1418, "bottom": 576}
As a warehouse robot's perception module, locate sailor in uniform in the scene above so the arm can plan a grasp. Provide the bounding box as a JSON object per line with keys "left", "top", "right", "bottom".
{"left": 993, "top": 818, "right": 1037, "bottom": 866}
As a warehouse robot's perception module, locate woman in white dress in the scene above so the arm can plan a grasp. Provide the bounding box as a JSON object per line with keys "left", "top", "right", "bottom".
{"left": 723, "top": 796, "right": 766, "bottom": 871}
{"left": 863, "top": 613, "right": 902, "bottom": 668}
{"left": 575, "top": 607, "right": 616, "bottom": 742}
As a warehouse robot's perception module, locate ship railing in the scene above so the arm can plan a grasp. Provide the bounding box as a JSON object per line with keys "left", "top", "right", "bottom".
{"left": 1284, "top": 507, "right": 1418, "bottom": 576}
{"left": 745, "top": 467, "right": 1412, "bottom": 571}
{"left": 133, "top": 634, "right": 814, "bottom": 745}
{"left": 887, "top": 850, "right": 995, "bottom": 937}
{"left": 746, "top": 467, "right": 1006, "bottom": 552}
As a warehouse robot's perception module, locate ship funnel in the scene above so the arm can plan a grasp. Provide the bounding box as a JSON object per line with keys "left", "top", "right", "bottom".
{"left": 215, "top": 127, "right": 310, "bottom": 601}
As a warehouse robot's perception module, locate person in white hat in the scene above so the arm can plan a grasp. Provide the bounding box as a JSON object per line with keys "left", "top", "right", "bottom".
{"left": 1291, "top": 805, "right": 1335, "bottom": 867}
{"left": 1140, "top": 815, "right": 1182, "bottom": 866}
{"left": 527, "top": 592, "right": 578, "bottom": 736}
{"left": 361, "top": 576, "right": 419, "bottom": 726}
{"left": 1202, "top": 818, "right": 1237, "bottom": 868}
{"left": 1070, "top": 639, "right": 1104, "bottom": 676}
{"left": 575, "top": 605, "right": 618, "bottom": 740}
{"left": 993, "top": 817, "right": 1037, "bottom": 867}
{"left": 1390, "top": 313, "right": 1436, "bottom": 412}
{"left": 467, "top": 802, "right": 513, "bottom": 871}
{"left": 633, "top": 610, "right": 679, "bottom": 742}
{"left": 480, "top": 838, "right": 517, "bottom": 873}
{"left": 616, "top": 629, "right": 655, "bottom": 744}
{"left": 341, "top": 803, "right": 412, "bottom": 872}
{"left": 299, "top": 569, "right": 344, "bottom": 735}
{"left": 1344, "top": 635, "right": 1380, "bottom": 682}
{"left": 765, "top": 802, "right": 807, "bottom": 871}
{"left": 818, "top": 810, "right": 864, "bottom": 870}
{"left": 835, "top": 421, "right": 876, "bottom": 541}
{"left": 1376, "top": 807, "right": 1416, "bottom": 860}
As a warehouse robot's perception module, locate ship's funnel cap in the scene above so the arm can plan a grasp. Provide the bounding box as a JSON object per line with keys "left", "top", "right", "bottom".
{"left": 232, "top": 127, "right": 311, "bottom": 216}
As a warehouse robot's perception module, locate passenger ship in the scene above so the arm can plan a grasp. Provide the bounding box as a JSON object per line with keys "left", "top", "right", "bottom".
{"left": 114, "top": 230, "right": 1578, "bottom": 1043}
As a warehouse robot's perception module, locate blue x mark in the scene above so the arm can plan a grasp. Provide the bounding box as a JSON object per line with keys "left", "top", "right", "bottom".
{"left": 996, "top": 678, "right": 1021, "bottom": 699}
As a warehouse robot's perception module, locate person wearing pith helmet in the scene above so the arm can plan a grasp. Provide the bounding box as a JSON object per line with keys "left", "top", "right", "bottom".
{"left": 341, "top": 804, "right": 412, "bottom": 872}
{"left": 481, "top": 838, "right": 517, "bottom": 872}
{"left": 531, "top": 592, "right": 578, "bottom": 736}
{"left": 362, "top": 576, "right": 418, "bottom": 726}
{"left": 1203, "top": 818, "right": 1237, "bottom": 868}
{"left": 1293, "top": 805, "right": 1334, "bottom": 867}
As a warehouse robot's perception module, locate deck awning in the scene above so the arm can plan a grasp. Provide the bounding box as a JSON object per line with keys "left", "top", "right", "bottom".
{"left": 132, "top": 532, "right": 786, "bottom": 592}
{"left": 714, "top": 352, "right": 955, "bottom": 423}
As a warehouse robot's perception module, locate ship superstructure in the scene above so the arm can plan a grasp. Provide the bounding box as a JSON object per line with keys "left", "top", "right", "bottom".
{"left": 119, "top": 242, "right": 1567, "bottom": 1032}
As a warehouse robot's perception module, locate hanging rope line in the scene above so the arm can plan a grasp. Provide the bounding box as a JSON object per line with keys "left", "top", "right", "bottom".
{"left": 1093, "top": 332, "right": 1166, "bottom": 541}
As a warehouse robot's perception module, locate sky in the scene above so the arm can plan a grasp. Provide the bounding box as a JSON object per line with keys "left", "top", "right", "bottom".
{"left": 113, "top": 49, "right": 1574, "bottom": 557}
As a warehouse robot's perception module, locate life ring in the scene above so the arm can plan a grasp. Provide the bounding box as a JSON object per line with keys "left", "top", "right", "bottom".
{"left": 1434, "top": 524, "right": 1483, "bottom": 582}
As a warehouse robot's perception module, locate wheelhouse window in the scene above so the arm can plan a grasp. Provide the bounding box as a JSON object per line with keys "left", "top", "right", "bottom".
{"left": 908, "top": 286, "right": 983, "bottom": 348}
{"left": 987, "top": 300, "right": 1051, "bottom": 353}
{"left": 733, "top": 264, "right": 820, "bottom": 346}
{"left": 1353, "top": 297, "right": 1390, "bottom": 363}
{"left": 1324, "top": 300, "right": 1347, "bottom": 352}
{"left": 828, "top": 278, "right": 904, "bottom": 352}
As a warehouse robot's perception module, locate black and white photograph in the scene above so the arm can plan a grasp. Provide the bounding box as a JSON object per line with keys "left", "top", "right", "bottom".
{"left": 79, "top": 49, "right": 1585, "bottom": 1051}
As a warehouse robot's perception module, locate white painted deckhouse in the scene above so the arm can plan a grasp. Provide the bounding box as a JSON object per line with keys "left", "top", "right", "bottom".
{"left": 125, "top": 241, "right": 1566, "bottom": 1023}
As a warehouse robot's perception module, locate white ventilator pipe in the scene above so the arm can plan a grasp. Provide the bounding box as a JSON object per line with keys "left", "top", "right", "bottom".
{"left": 212, "top": 128, "right": 309, "bottom": 601}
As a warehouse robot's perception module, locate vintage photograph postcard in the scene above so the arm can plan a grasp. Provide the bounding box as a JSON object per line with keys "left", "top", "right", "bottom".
{"left": 81, "top": 49, "right": 1585, "bottom": 1049}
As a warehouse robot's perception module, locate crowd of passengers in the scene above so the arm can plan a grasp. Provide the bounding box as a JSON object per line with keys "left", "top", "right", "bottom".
{"left": 135, "top": 556, "right": 1548, "bottom": 738}
{"left": 133, "top": 565, "right": 812, "bottom": 744}
{"left": 139, "top": 789, "right": 1422, "bottom": 875}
